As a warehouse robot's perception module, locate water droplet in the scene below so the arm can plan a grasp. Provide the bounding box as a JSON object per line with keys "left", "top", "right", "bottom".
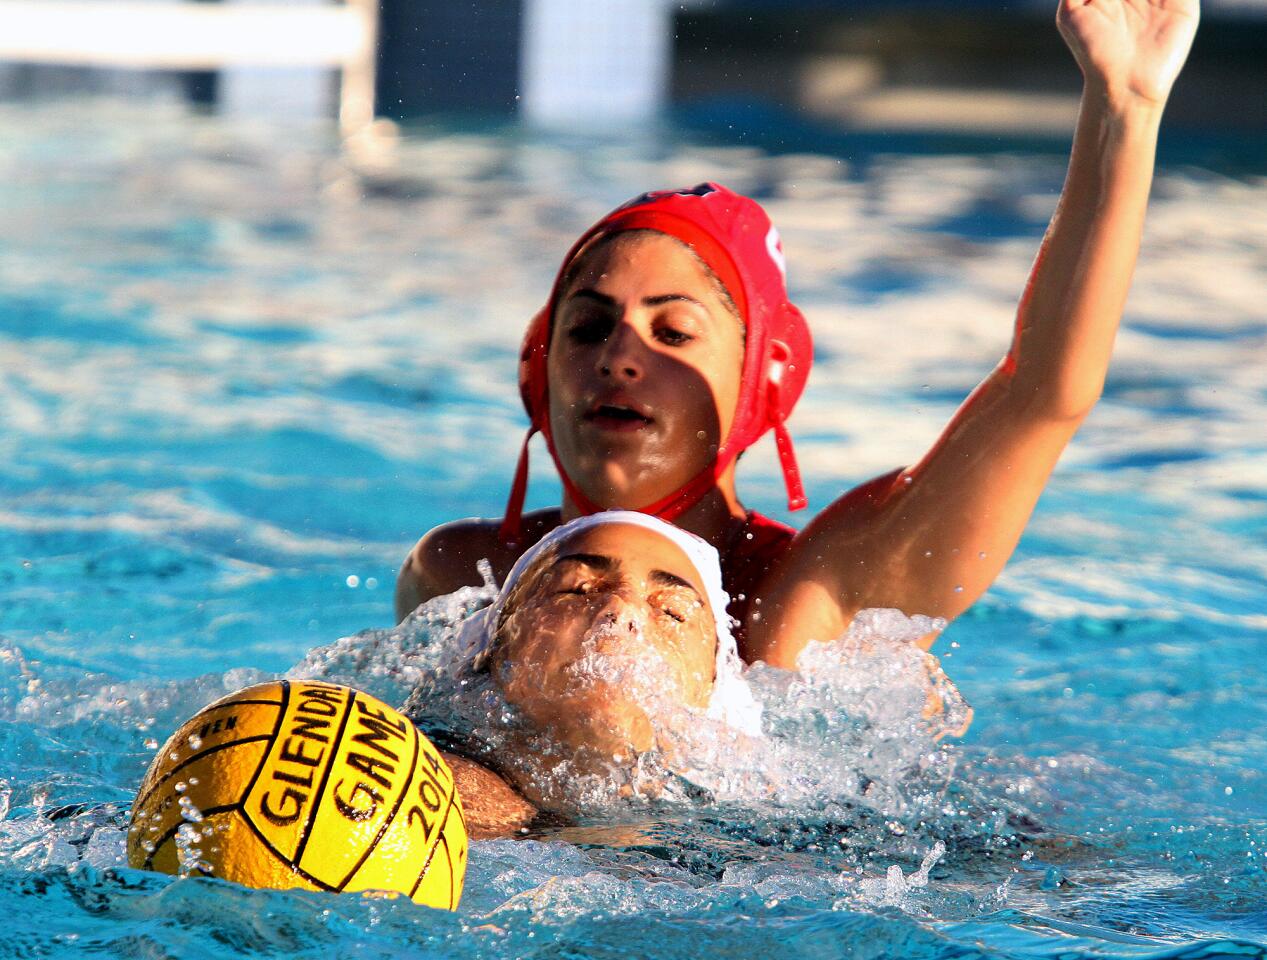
{"left": 1225, "top": 786, "right": 1234, "bottom": 795}
{"left": 365, "top": 577, "right": 379, "bottom": 590}
{"left": 187, "top": 735, "right": 203, "bottom": 750}
{"left": 141, "top": 840, "right": 155, "bottom": 853}
{"left": 143, "top": 738, "right": 159, "bottom": 750}
{"left": 175, "top": 782, "right": 187, "bottom": 793}
{"left": 346, "top": 575, "right": 360, "bottom": 588}
{"left": 953, "top": 585, "right": 963, "bottom": 593}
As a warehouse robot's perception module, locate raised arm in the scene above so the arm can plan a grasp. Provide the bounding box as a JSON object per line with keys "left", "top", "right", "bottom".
{"left": 749, "top": 0, "right": 1199, "bottom": 667}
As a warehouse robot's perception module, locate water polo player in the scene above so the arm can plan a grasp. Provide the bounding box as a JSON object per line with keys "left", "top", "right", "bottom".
{"left": 414, "top": 511, "right": 763, "bottom": 836}
{"left": 397, "top": 0, "right": 1199, "bottom": 666}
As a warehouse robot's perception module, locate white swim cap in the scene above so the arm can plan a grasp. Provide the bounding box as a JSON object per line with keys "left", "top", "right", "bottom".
{"left": 460, "top": 511, "right": 762, "bottom": 736}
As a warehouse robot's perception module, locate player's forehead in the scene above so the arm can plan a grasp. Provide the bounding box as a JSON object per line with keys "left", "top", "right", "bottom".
{"left": 549, "top": 523, "right": 708, "bottom": 598}
{"left": 560, "top": 230, "right": 719, "bottom": 300}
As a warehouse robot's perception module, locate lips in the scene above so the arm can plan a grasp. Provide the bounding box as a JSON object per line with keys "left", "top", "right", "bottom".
{"left": 582, "top": 396, "right": 654, "bottom": 433}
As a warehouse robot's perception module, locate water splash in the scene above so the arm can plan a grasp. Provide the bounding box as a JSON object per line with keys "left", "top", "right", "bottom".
{"left": 857, "top": 840, "right": 945, "bottom": 910}
{"left": 292, "top": 592, "right": 976, "bottom": 836}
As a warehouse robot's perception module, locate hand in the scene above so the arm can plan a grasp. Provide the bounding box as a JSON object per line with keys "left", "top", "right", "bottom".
{"left": 1056, "top": 0, "right": 1200, "bottom": 107}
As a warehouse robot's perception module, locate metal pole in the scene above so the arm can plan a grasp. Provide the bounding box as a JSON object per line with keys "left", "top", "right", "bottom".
{"left": 340, "top": 0, "right": 379, "bottom": 137}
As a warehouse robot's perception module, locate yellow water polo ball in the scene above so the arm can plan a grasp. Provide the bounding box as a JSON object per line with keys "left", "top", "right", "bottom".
{"left": 127, "top": 680, "right": 467, "bottom": 910}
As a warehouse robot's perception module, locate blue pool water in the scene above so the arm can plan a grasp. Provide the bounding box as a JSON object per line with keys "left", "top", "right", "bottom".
{"left": 1, "top": 99, "right": 1265, "bottom": 958}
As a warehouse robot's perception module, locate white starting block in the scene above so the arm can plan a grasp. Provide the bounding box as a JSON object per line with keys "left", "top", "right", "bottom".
{"left": 520, "top": 0, "right": 674, "bottom": 125}
{"left": 0, "top": 0, "right": 378, "bottom": 134}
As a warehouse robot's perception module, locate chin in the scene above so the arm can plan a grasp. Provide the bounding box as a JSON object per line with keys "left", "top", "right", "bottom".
{"left": 551, "top": 698, "right": 655, "bottom": 758}
{"left": 577, "top": 464, "right": 700, "bottom": 511}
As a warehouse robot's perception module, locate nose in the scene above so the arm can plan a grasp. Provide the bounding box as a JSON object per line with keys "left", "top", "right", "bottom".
{"left": 593, "top": 591, "right": 642, "bottom": 636}
{"left": 595, "top": 322, "right": 644, "bottom": 382}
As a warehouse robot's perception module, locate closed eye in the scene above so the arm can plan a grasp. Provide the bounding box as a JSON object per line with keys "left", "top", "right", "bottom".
{"left": 651, "top": 589, "right": 702, "bottom": 625}
{"left": 654, "top": 326, "right": 694, "bottom": 347}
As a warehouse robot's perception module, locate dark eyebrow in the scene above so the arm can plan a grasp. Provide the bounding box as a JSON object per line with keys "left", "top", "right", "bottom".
{"left": 566, "top": 289, "right": 707, "bottom": 311}
{"left": 649, "top": 569, "right": 703, "bottom": 602}
{"left": 555, "top": 554, "right": 703, "bottom": 602}
{"left": 642, "top": 293, "right": 707, "bottom": 310}
{"left": 566, "top": 290, "right": 616, "bottom": 308}
{"left": 554, "top": 552, "right": 614, "bottom": 571}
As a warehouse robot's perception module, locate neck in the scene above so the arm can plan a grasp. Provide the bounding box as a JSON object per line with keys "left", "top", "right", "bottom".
{"left": 560, "top": 466, "right": 746, "bottom": 553}
{"left": 498, "top": 728, "right": 667, "bottom": 810}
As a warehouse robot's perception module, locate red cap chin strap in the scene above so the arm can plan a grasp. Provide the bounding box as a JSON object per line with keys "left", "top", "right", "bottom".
{"left": 498, "top": 427, "right": 728, "bottom": 544}
{"left": 498, "top": 427, "right": 537, "bottom": 546}
{"left": 498, "top": 418, "right": 806, "bottom": 546}
{"left": 769, "top": 386, "right": 808, "bottom": 512}
{"left": 766, "top": 339, "right": 807, "bottom": 511}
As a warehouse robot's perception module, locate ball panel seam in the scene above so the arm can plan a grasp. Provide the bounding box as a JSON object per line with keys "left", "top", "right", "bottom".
{"left": 142, "top": 802, "right": 239, "bottom": 871}
{"left": 331, "top": 717, "right": 422, "bottom": 893}
{"left": 408, "top": 786, "right": 456, "bottom": 901}
{"left": 289, "top": 687, "right": 359, "bottom": 866}
{"left": 134, "top": 735, "right": 276, "bottom": 814}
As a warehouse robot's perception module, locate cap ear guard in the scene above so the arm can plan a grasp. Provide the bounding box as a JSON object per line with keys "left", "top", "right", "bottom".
{"left": 770, "top": 303, "right": 811, "bottom": 424}
{"left": 767, "top": 339, "right": 789, "bottom": 388}
{"left": 518, "top": 307, "right": 550, "bottom": 428}
{"left": 501, "top": 307, "right": 549, "bottom": 545}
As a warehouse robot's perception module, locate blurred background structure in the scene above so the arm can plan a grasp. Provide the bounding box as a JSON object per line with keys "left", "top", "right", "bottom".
{"left": 1, "top": 0, "right": 1264, "bottom": 138}
{"left": 0, "top": 0, "right": 378, "bottom": 133}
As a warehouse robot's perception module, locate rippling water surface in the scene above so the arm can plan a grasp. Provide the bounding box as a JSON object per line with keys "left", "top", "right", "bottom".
{"left": 1, "top": 99, "right": 1265, "bottom": 959}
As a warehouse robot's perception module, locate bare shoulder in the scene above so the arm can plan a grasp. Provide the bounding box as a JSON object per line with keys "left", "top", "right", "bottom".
{"left": 743, "top": 467, "right": 911, "bottom": 666}
{"left": 766, "top": 467, "right": 908, "bottom": 596}
{"left": 440, "top": 751, "right": 537, "bottom": 840}
{"left": 395, "top": 510, "right": 561, "bottom": 622}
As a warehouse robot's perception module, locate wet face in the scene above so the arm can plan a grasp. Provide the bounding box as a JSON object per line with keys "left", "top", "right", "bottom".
{"left": 547, "top": 232, "right": 745, "bottom": 510}
{"left": 489, "top": 523, "right": 717, "bottom": 756}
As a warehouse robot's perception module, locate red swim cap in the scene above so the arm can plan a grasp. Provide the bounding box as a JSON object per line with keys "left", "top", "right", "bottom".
{"left": 500, "top": 182, "right": 812, "bottom": 544}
